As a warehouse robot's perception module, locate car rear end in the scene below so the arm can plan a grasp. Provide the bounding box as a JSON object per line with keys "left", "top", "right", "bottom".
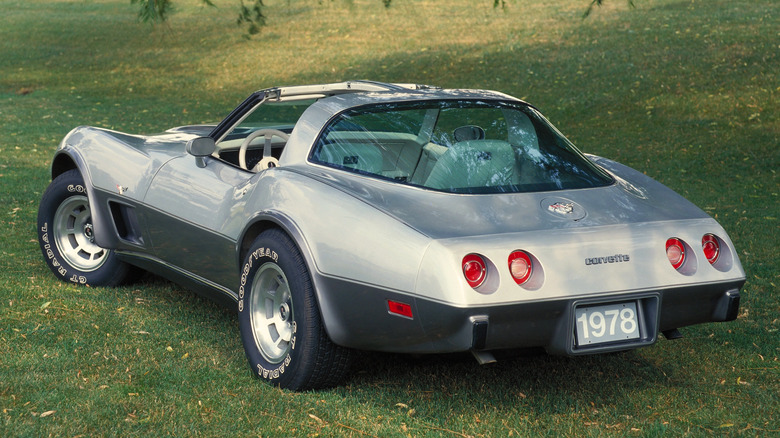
{"left": 295, "top": 90, "right": 744, "bottom": 359}
{"left": 411, "top": 217, "right": 744, "bottom": 357}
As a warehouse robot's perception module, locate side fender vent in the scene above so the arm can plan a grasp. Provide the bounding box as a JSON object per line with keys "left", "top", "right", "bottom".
{"left": 109, "top": 201, "right": 144, "bottom": 245}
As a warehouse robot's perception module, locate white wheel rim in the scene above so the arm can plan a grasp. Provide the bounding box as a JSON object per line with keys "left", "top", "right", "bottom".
{"left": 249, "top": 262, "right": 294, "bottom": 364}
{"left": 53, "top": 195, "right": 108, "bottom": 272}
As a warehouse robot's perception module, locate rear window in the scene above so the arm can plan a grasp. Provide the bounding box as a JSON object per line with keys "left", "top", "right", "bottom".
{"left": 309, "top": 100, "right": 613, "bottom": 194}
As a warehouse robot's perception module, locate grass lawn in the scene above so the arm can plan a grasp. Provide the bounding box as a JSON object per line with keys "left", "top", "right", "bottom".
{"left": 1, "top": 0, "right": 777, "bottom": 436}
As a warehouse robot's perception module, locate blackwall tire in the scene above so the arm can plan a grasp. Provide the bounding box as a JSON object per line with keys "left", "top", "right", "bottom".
{"left": 238, "top": 229, "right": 352, "bottom": 391}
{"left": 37, "top": 169, "right": 138, "bottom": 286}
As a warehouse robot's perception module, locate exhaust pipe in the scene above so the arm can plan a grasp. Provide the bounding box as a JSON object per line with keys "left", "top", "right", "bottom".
{"left": 662, "top": 328, "right": 683, "bottom": 340}
{"left": 471, "top": 350, "right": 497, "bottom": 365}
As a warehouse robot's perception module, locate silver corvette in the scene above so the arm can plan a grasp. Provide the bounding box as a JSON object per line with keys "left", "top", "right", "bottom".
{"left": 37, "top": 81, "right": 745, "bottom": 390}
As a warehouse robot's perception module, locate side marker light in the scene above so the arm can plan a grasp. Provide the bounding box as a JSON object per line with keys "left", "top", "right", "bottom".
{"left": 387, "top": 300, "right": 413, "bottom": 318}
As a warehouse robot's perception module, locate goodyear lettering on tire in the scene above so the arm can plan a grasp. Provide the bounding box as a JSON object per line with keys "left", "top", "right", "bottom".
{"left": 238, "top": 247, "right": 279, "bottom": 313}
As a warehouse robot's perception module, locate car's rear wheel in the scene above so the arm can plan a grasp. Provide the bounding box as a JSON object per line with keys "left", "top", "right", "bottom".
{"left": 37, "top": 169, "right": 138, "bottom": 286}
{"left": 238, "top": 229, "right": 352, "bottom": 390}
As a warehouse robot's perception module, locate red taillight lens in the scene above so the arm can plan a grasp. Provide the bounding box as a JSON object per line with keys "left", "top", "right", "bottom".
{"left": 462, "top": 254, "right": 487, "bottom": 288}
{"left": 666, "top": 238, "right": 686, "bottom": 270}
{"left": 508, "top": 250, "right": 533, "bottom": 285}
{"left": 387, "top": 300, "right": 413, "bottom": 318}
{"left": 702, "top": 234, "right": 720, "bottom": 264}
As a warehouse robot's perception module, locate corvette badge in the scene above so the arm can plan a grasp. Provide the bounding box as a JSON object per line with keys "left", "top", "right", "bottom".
{"left": 548, "top": 202, "right": 574, "bottom": 215}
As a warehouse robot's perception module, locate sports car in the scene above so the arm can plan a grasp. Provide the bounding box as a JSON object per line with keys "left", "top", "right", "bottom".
{"left": 37, "top": 81, "right": 745, "bottom": 390}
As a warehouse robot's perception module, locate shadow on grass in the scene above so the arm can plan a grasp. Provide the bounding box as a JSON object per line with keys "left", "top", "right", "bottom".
{"left": 118, "top": 273, "right": 677, "bottom": 400}
{"left": 343, "top": 347, "right": 675, "bottom": 409}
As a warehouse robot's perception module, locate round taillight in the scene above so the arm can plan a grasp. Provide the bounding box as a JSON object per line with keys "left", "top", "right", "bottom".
{"left": 508, "top": 250, "right": 533, "bottom": 285}
{"left": 702, "top": 234, "right": 720, "bottom": 265}
{"left": 462, "top": 254, "right": 487, "bottom": 288}
{"left": 666, "top": 238, "right": 686, "bottom": 270}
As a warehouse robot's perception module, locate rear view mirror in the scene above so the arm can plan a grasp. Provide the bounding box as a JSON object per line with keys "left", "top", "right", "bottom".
{"left": 186, "top": 137, "right": 216, "bottom": 167}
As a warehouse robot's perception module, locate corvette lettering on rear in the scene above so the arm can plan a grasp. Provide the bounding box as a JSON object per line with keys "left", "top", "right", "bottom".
{"left": 585, "top": 254, "right": 630, "bottom": 265}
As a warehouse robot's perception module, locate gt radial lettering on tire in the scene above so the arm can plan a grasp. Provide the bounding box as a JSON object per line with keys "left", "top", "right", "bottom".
{"left": 237, "top": 229, "right": 352, "bottom": 391}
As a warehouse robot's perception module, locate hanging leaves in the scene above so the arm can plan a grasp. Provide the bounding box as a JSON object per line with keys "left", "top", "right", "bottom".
{"left": 130, "top": 0, "right": 173, "bottom": 23}
{"left": 131, "top": 0, "right": 215, "bottom": 24}
{"left": 130, "top": 0, "right": 628, "bottom": 36}
{"left": 236, "top": 0, "right": 266, "bottom": 37}
{"left": 584, "top": 0, "right": 635, "bottom": 18}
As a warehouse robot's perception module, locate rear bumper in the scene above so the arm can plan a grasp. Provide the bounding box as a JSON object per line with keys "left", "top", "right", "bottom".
{"left": 315, "top": 276, "right": 744, "bottom": 355}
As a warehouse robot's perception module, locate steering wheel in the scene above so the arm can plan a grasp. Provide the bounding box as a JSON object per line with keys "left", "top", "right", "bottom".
{"left": 238, "top": 129, "right": 290, "bottom": 171}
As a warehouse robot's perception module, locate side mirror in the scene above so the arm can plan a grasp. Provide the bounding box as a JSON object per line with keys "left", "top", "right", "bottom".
{"left": 186, "top": 137, "right": 216, "bottom": 168}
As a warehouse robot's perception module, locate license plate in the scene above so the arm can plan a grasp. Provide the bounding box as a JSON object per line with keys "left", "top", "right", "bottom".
{"left": 575, "top": 301, "right": 640, "bottom": 346}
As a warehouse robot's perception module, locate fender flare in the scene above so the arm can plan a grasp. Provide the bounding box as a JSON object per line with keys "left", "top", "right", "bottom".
{"left": 235, "top": 211, "right": 346, "bottom": 345}
{"left": 50, "top": 149, "right": 120, "bottom": 250}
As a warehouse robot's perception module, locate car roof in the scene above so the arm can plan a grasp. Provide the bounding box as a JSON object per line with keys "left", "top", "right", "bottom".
{"left": 269, "top": 81, "right": 524, "bottom": 124}
{"left": 264, "top": 80, "right": 438, "bottom": 99}
{"left": 210, "top": 80, "right": 523, "bottom": 142}
{"left": 262, "top": 80, "right": 519, "bottom": 106}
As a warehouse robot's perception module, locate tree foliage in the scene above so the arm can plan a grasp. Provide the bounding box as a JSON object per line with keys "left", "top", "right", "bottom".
{"left": 584, "top": 0, "right": 634, "bottom": 18}
{"left": 132, "top": 1, "right": 631, "bottom": 36}
{"left": 131, "top": 0, "right": 174, "bottom": 23}
{"left": 236, "top": 0, "right": 266, "bottom": 36}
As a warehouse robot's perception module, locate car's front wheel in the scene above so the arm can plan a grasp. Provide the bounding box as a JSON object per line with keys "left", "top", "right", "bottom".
{"left": 37, "top": 169, "right": 138, "bottom": 286}
{"left": 238, "top": 229, "right": 352, "bottom": 390}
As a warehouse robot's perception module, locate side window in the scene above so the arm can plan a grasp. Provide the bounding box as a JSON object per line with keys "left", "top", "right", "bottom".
{"left": 311, "top": 107, "right": 427, "bottom": 179}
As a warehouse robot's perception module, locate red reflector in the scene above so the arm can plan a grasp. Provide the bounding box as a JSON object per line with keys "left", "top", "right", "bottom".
{"left": 508, "top": 250, "right": 533, "bottom": 285}
{"left": 387, "top": 300, "right": 413, "bottom": 318}
{"left": 702, "top": 234, "right": 720, "bottom": 264}
{"left": 462, "top": 254, "right": 487, "bottom": 288}
{"left": 666, "top": 238, "right": 686, "bottom": 270}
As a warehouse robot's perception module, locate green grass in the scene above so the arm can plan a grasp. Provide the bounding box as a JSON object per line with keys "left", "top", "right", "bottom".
{"left": 1, "top": 0, "right": 777, "bottom": 436}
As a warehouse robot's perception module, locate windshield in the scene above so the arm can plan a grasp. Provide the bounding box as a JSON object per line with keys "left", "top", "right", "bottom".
{"left": 214, "top": 98, "right": 317, "bottom": 170}
{"left": 229, "top": 98, "right": 317, "bottom": 136}
{"left": 309, "top": 100, "right": 613, "bottom": 194}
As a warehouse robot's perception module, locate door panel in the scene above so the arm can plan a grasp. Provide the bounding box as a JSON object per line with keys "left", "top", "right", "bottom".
{"left": 143, "top": 156, "right": 251, "bottom": 289}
